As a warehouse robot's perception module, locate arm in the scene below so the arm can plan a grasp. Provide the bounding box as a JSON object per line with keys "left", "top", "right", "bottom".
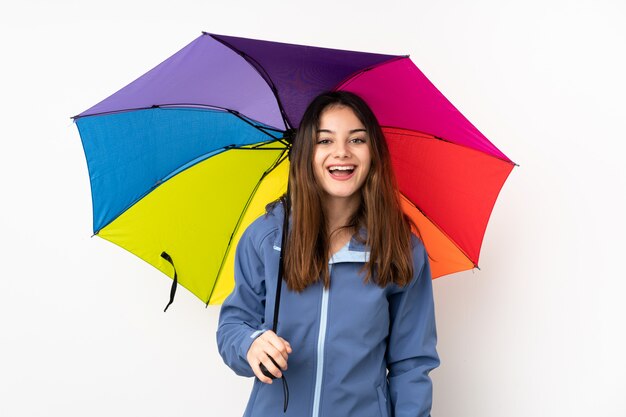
{"left": 387, "top": 240, "right": 440, "bottom": 417}
{"left": 216, "top": 226, "right": 269, "bottom": 377}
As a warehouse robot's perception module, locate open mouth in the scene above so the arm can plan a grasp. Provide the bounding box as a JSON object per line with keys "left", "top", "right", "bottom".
{"left": 328, "top": 165, "right": 356, "bottom": 178}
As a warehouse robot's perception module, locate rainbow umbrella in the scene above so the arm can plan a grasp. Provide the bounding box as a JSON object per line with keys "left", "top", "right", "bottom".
{"left": 73, "top": 32, "right": 516, "bottom": 310}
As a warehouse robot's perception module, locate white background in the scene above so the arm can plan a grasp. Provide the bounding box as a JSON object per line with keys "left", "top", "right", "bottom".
{"left": 1, "top": 0, "right": 625, "bottom": 416}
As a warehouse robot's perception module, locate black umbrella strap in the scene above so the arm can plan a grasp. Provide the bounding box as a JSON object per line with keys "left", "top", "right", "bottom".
{"left": 281, "top": 376, "right": 290, "bottom": 412}
{"left": 161, "top": 251, "right": 178, "bottom": 312}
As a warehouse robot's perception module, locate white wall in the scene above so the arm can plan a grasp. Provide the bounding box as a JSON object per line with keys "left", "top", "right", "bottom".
{"left": 1, "top": 0, "right": 624, "bottom": 416}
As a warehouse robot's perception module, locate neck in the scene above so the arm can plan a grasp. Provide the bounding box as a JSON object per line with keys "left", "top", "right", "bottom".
{"left": 322, "top": 195, "right": 360, "bottom": 233}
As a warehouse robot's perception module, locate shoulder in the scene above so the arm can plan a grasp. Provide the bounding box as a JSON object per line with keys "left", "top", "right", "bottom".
{"left": 239, "top": 201, "right": 284, "bottom": 253}
{"left": 407, "top": 232, "right": 430, "bottom": 286}
{"left": 409, "top": 232, "right": 427, "bottom": 262}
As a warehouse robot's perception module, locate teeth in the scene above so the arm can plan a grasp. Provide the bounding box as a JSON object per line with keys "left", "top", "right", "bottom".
{"left": 329, "top": 166, "right": 355, "bottom": 171}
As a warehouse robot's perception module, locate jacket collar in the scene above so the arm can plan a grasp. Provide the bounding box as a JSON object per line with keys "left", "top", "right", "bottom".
{"left": 330, "top": 235, "right": 370, "bottom": 264}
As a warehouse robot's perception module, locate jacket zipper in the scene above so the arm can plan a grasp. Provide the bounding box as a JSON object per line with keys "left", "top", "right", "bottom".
{"left": 311, "top": 264, "right": 332, "bottom": 417}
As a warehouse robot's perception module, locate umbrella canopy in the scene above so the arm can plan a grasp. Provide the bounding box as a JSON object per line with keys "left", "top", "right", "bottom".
{"left": 73, "top": 32, "right": 515, "bottom": 308}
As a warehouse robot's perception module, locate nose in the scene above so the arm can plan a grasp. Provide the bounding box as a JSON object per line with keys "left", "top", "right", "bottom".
{"left": 333, "top": 141, "right": 350, "bottom": 158}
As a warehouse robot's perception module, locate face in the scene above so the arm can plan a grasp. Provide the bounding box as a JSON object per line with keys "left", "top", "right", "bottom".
{"left": 313, "top": 105, "right": 372, "bottom": 206}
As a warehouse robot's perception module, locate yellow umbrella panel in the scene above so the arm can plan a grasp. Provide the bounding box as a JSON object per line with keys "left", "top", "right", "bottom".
{"left": 97, "top": 144, "right": 289, "bottom": 307}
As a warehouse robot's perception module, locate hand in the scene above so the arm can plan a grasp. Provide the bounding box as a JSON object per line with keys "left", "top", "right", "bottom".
{"left": 246, "top": 330, "right": 292, "bottom": 384}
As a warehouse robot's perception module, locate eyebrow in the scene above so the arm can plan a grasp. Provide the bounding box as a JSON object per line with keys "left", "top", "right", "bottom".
{"left": 316, "top": 128, "right": 367, "bottom": 134}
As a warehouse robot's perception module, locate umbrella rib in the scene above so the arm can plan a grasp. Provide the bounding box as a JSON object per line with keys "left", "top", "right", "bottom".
{"left": 224, "top": 109, "right": 283, "bottom": 140}
{"left": 73, "top": 104, "right": 286, "bottom": 139}
{"left": 331, "top": 55, "right": 408, "bottom": 93}
{"left": 206, "top": 148, "right": 289, "bottom": 306}
{"left": 240, "top": 146, "right": 289, "bottom": 150}
{"left": 72, "top": 102, "right": 232, "bottom": 120}
{"left": 381, "top": 125, "right": 519, "bottom": 167}
{"left": 207, "top": 33, "right": 293, "bottom": 130}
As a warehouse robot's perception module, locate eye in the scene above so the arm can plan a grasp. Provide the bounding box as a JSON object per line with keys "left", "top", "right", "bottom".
{"left": 317, "top": 138, "right": 332, "bottom": 144}
{"left": 350, "top": 137, "right": 366, "bottom": 144}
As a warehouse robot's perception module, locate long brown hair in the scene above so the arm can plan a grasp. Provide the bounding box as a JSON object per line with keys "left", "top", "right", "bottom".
{"left": 270, "top": 91, "right": 420, "bottom": 291}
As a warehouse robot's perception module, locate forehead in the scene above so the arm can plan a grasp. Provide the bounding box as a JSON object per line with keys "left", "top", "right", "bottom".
{"left": 318, "top": 105, "right": 365, "bottom": 131}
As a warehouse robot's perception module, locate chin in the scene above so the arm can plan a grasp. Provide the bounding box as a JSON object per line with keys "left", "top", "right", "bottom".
{"left": 326, "top": 190, "right": 360, "bottom": 200}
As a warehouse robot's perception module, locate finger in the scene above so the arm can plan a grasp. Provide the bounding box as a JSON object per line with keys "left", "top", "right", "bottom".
{"left": 250, "top": 358, "right": 273, "bottom": 384}
{"left": 260, "top": 354, "right": 282, "bottom": 379}
{"left": 264, "top": 334, "right": 290, "bottom": 361}
{"left": 258, "top": 332, "right": 290, "bottom": 364}
{"left": 247, "top": 339, "right": 275, "bottom": 384}
{"left": 279, "top": 337, "right": 293, "bottom": 353}
{"left": 262, "top": 343, "right": 288, "bottom": 370}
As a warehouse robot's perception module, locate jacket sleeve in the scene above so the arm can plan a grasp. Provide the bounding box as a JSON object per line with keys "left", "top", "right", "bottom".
{"left": 386, "top": 240, "right": 440, "bottom": 417}
{"left": 216, "top": 226, "right": 269, "bottom": 377}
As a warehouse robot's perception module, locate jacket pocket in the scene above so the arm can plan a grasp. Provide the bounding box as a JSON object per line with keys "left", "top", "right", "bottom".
{"left": 376, "top": 384, "right": 389, "bottom": 417}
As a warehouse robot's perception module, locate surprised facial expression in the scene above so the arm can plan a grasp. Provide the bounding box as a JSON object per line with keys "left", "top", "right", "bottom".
{"left": 313, "top": 105, "right": 372, "bottom": 206}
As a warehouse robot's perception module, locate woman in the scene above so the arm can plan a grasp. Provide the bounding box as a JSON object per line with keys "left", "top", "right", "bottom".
{"left": 217, "top": 91, "right": 440, "bottom": 417}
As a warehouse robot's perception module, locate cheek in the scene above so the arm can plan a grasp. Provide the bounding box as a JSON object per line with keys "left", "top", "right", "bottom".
{"left": 360, "top": 162, "right": 373, "bottom": 188}
{"left": 311, "top": 160, "right": 324, "bottom": 183}
{"left": 361, "top": 153, "right": 372, "bottom": 177}
{"left": 312, "top": 150, "right": 326, "bottom": 175}
{"left": 312, "top": 166, "right": 324, "bottom": 184}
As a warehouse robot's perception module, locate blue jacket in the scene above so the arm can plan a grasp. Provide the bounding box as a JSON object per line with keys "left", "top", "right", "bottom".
{"left": 217, "top": 204, "right": 440, "bottom": 417}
